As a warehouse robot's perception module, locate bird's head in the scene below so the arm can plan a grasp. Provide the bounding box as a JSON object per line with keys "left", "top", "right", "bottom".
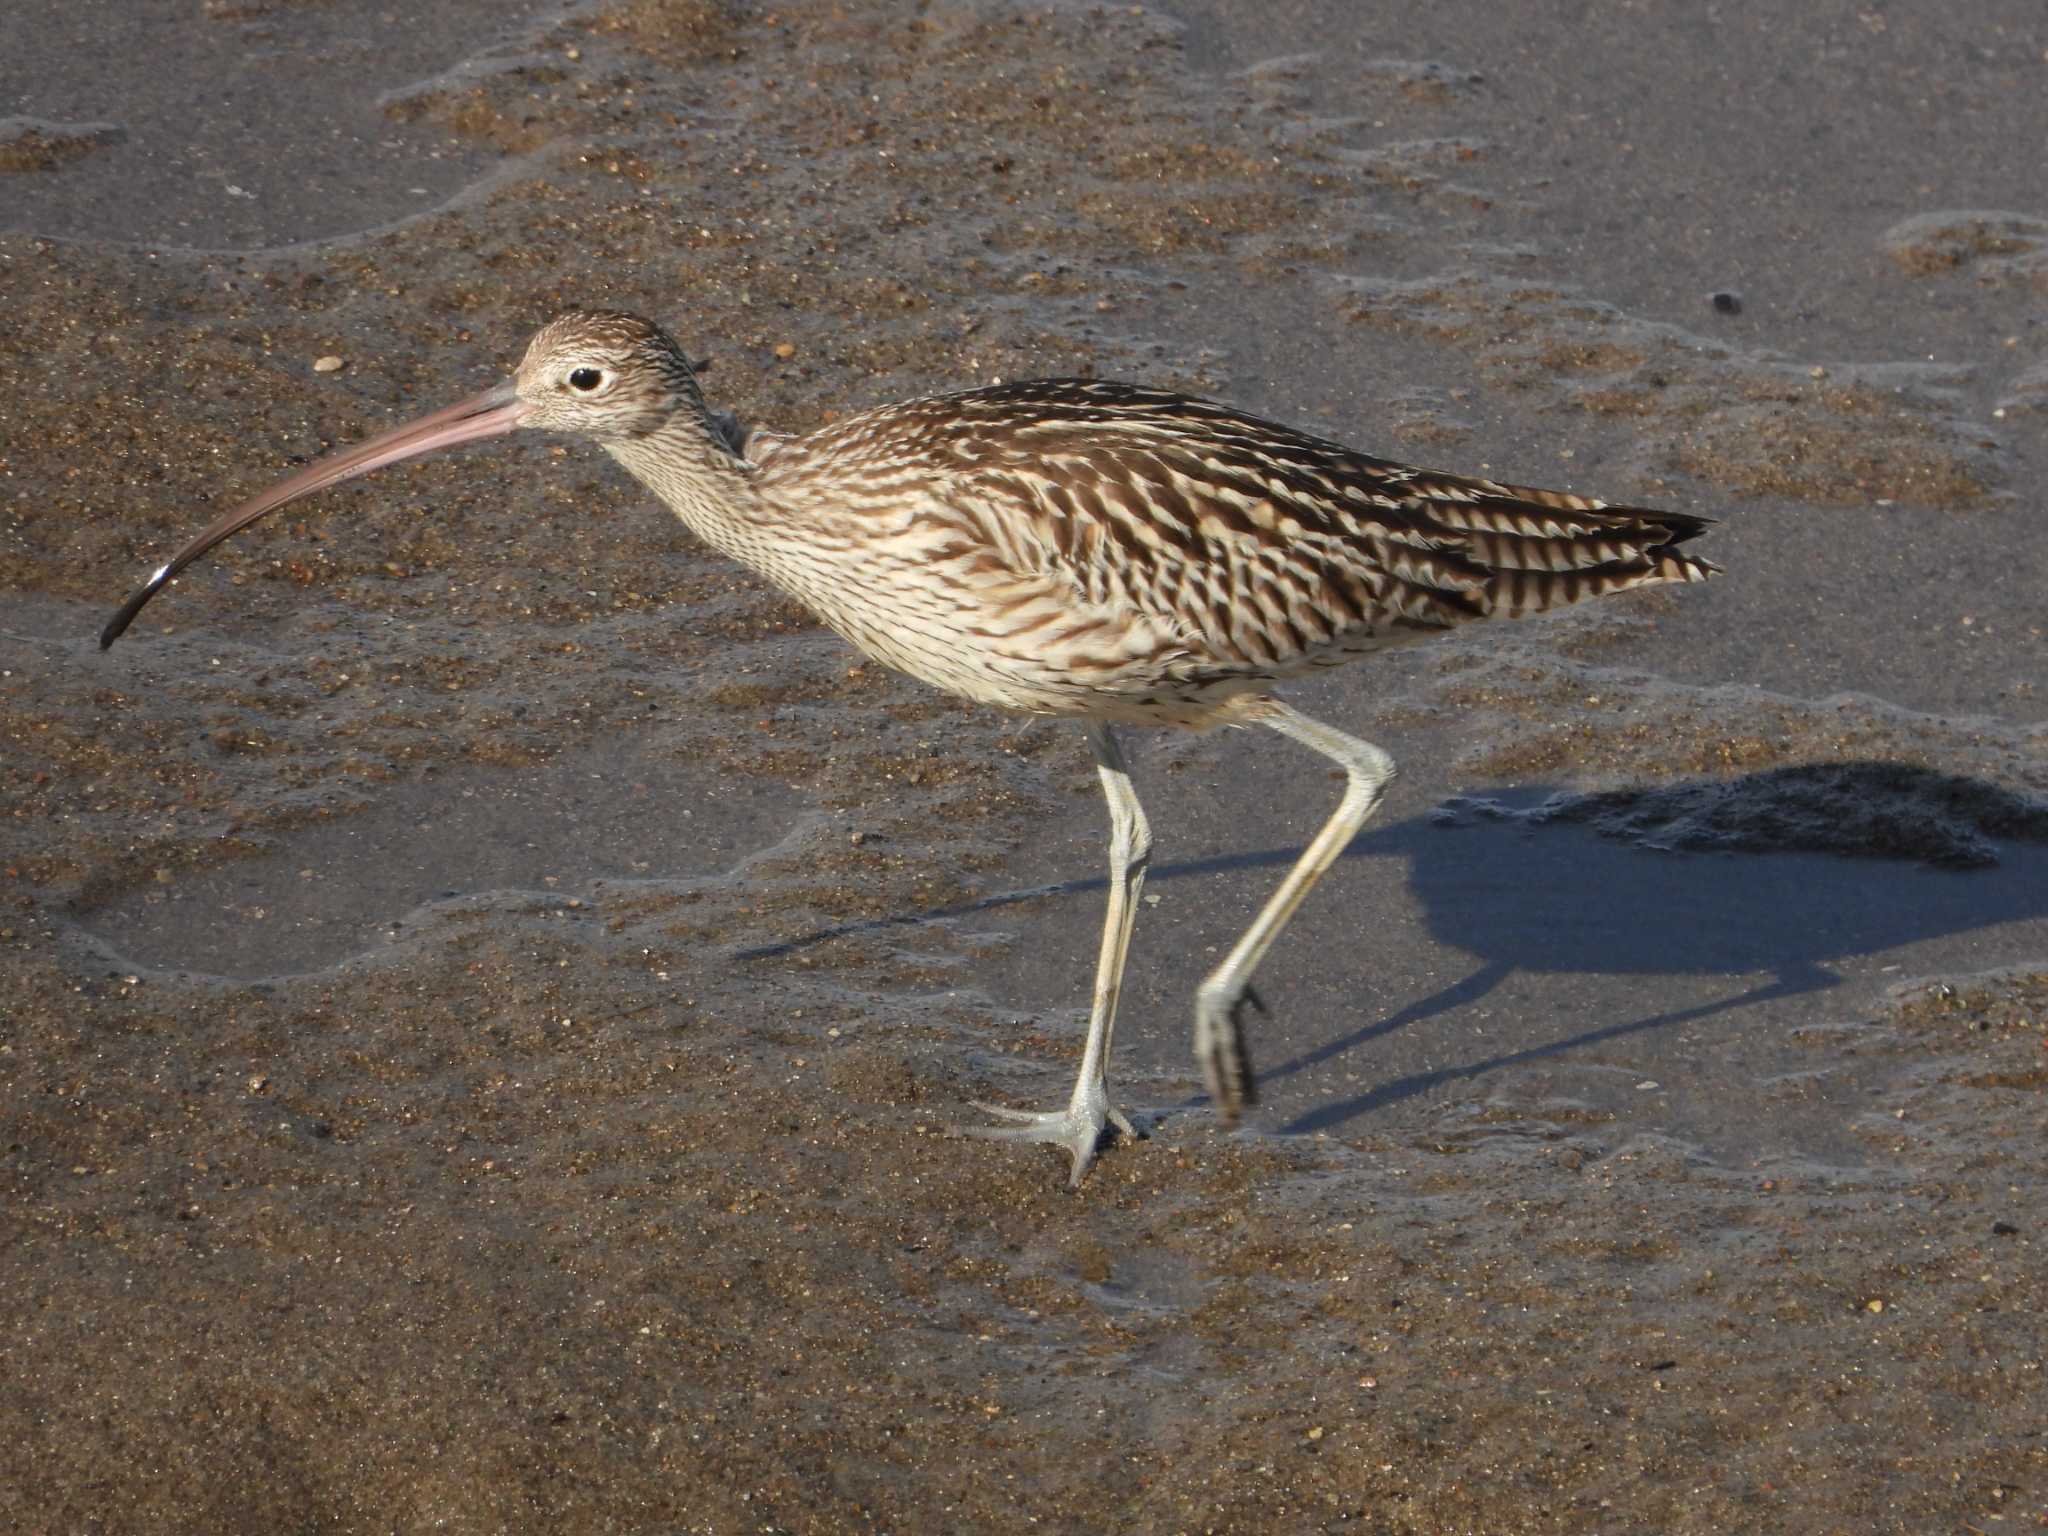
{"left": 512, "top": 310, "right": 706, "bottom": 442}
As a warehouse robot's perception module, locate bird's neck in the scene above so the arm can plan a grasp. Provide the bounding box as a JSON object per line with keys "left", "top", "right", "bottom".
{"left": 604, "top": 413, "right": 772, "bottom": 570}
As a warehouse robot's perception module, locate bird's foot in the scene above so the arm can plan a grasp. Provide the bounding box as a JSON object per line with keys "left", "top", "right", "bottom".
{"left": 963, "top": 1086, "right": 1138, "bottom": 1189}
{"left": 1193, "top": 981, "right": 1262, "bottom": 1127}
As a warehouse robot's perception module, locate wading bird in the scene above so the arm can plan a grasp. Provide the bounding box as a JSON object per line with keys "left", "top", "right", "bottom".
{"left": 102, "top": 310, "right": 1717, "bottom": 1185}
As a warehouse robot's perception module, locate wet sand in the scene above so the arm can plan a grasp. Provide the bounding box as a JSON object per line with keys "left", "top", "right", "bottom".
{"left": 3, "top": 0, "right": 2045, "bottom": 1529}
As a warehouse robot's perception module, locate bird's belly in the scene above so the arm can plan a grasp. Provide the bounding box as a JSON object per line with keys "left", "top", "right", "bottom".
{"left": 793, "top": 575, "right": 1211, "bottom": 723}
{"left": 823, "top": 609, "right": 1144, "bottom": 714}
{"left": 818, "top": 598, "right": 1321, "bottom": 728}
{"left": 771, "top": 549, "right": 1428, "bottom": 728}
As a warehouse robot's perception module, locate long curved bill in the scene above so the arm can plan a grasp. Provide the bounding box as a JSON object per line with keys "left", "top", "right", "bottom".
{"left": 99, "top": 380, "right": 526, "bottom": 649}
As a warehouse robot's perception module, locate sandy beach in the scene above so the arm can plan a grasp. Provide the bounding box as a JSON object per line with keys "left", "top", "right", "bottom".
{"left": 3, "top": 0, "right": 2044, "bottom": 1528}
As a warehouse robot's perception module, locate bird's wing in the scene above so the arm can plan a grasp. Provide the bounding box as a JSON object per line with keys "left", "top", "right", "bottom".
{"left": 887, "top": 382, "right": 1716, "bottom": 673}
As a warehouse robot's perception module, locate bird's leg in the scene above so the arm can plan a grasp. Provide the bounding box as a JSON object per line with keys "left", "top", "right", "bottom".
{"left": 970, "top": 722, "right": 1151, "bottom": 1185}
{"left": 1194, "top": 700, "right": 1395, "bottom": 1124}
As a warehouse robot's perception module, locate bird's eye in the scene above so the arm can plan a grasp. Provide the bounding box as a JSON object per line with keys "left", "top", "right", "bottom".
{"left": 567, "top": 366, "right": 605, "bottom": 392}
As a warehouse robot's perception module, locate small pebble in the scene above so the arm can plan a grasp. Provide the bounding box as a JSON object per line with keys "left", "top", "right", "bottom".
{"left": 773, "top": 341, "right": 797, "bottom": 359}
{"left": 312, "top": 354, "right": 345, "bottom": 373}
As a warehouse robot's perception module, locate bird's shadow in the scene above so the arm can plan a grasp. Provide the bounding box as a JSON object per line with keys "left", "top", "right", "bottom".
{"left": 741, "top": 762, "right": 2048, "bottom": 1133}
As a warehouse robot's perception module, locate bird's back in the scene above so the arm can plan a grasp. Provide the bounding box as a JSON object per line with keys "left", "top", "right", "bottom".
{"left": 751, "top": 379, "right": 1717, "bottom": 725}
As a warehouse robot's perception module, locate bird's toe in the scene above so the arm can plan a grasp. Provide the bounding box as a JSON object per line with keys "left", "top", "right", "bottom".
{"left": 959, "top": 1096, "right": 1135, "bottom": 1187}
{"left": 1194, "top": 987, "right": 1260, "bottom": 1125}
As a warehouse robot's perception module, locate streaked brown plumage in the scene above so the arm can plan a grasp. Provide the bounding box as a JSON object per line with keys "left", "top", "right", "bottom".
{"left": 738, "top": 375, "right": 1712, "bottom": 725}
{"left": 102, "top": 309, "right": 1719, "bottom": 1186}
